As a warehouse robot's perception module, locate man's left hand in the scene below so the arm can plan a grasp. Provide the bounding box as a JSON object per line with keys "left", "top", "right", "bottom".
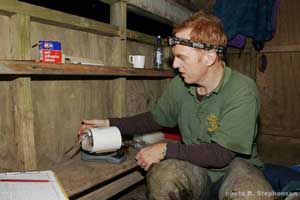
{"left": 135, "top": 142, "right": 167, "bottom": 171}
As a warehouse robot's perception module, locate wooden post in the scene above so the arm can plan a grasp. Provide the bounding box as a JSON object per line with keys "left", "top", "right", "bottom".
{"left": 110, "top": 0, "right": 127, "bottom": 66}
{"left": 10, "top": 13, "right": 31, "bottom": 60}
{"left": 109, "top": 1, "right": 127, "bottom": 117}
{"left": 10, "top": 13, "right": 37, "bottom": 170}
{"left": 12, "top": 78, "right": 37, "bottom": 170}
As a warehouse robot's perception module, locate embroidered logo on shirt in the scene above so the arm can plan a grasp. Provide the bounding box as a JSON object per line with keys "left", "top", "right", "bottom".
{"left": 207, "top": 113, "right": 219, "bottom": 133}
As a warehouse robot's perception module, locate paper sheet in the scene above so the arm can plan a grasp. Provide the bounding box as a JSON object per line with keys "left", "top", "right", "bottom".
{"left": 0, "top": 170, "right": 68, "bottom": 200}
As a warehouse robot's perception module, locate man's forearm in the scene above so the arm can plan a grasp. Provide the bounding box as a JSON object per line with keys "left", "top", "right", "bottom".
{"left": 109, "top": 112, "right": 235, "bottom": 168}
{"left": 109, "top": 112, "right": 162, "bottom": 136}
{"left": 166, "top": 143, "right": 236, "bottom": 168}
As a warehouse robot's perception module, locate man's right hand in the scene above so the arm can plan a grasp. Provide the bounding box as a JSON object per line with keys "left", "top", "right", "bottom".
{"left": 78, "top": 119, "right": 110, "bottom": 137}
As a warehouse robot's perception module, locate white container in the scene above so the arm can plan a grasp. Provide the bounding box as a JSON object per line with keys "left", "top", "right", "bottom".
{"left": 81, "top": 127, "right": 122, "bottom": 153}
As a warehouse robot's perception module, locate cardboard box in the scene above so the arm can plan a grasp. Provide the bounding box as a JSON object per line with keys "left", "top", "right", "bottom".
{"left": 39, "top": 40, "right": 62, "bottom": 63}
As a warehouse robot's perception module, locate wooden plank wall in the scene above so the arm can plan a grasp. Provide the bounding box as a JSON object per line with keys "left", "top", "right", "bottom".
{"left": 0, "top": 14, "right": 18, "bottom": 171}
{"left": 0, "top": 14, "right": 10, "bottom": 59}
{"left": 227, "top": 0, "right": 300, "bottom": 165}
{"left": 0, "top": 2, "right": 168, "bottom": 170}
{"left": 256, "top": 0, "right": 300, "bottom": 165}
{"left": 31, "top": 78, "right": 116, "bottom": 168}
{"left": 0, "top": 77, "right": 18, "bottom": 171}
{"left": 226, "top": 52, "right": 255, "bottom": 79}
{"left": 126, "top": 79, "right": 167, "bottom": 116}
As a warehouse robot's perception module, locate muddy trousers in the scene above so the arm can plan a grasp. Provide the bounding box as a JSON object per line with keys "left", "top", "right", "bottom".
{"left": 146, "top": 158, "right": 274, "bottom": 200}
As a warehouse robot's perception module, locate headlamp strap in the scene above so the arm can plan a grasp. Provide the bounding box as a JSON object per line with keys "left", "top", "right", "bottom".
{"left": 167, "top": 36, "right": 226, "bottom": 54}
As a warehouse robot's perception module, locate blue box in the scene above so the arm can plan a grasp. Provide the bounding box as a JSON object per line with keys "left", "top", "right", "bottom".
{"left": 39, "top": 40, "right": 61, "bottom": 50}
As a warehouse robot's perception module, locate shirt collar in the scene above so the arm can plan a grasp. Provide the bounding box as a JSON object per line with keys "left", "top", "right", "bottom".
{"left": 187, "top": 62, "right": 232, "bottom": 98}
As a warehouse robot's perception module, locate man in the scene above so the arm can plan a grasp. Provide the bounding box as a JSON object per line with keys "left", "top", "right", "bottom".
{"left": 79, "top": 10, "right": 273, "bottom": 200}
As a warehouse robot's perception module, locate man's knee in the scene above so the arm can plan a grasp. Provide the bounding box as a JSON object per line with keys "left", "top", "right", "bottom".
{"left": 228, "top": 157, "right": 252, "bottom": 170}
{"left": 147, "top": 159, "right": 210, "bottom": 200}
{"left": 219, "top": 158, "right": 274, "bottom": 200}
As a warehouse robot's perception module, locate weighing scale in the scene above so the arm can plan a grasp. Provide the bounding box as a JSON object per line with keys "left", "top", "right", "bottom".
{"left": 80, "top": 139, "right": 146, "bottom": 164}
{"left": 81, "top": 148, "right": 126, "bottom": 164}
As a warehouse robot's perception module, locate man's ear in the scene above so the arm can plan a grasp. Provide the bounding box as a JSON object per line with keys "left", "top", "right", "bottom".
{"left": 203, "top": 50, "right": 217, "bottom": 67}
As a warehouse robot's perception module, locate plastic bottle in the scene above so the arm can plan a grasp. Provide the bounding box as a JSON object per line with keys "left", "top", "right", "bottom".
{"left": 154, "top": 35, "right": 163, "bottom": 69}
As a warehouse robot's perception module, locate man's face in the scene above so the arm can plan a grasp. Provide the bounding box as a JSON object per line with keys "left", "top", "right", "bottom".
{"left": 171, "top": 29, "right": 209, "bottom": 85}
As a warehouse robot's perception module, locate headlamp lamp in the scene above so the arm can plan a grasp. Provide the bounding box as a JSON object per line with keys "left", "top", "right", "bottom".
{"left": 167, "top": 36, "right": 226, "bottom": 55}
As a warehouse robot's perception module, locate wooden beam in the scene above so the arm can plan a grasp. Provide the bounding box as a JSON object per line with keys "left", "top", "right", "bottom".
{"left": 0, "top": 0, "right": 119, "bottom": 36}
{"left": 12, "top": 77, "right": 37, "bottom": 170}
{"left": 103, "top": 0, "right": 193, "bottom": 25}
{"left": 260, "top": 44, "right": 300, "bottom": 53}
{"left": 127, "top": 30, "right": 156, "bottom": 45}
{"left": 110, "top": 1, "right": 127, "bottom": 117}
{"left": 9, "top": 13, "right": 37, "bottom": 170}
{"left": 125, "top": 0, "right": 192, "bottom": 25}
{"left": 111, "top": 78, "right": 127, "bottom": 117}
{"left": 110, "top": 0, "right": 127, "bottom": 66}
{"left": 102, "top": 0, "right": 120, "bottom": 5}
{"left": 78, "top": 171, "right": 144, "bottom": 200}
{"left": 9, "top": 14, "right": 31, "bottom": 60}
{"left": 259, "top": 127, "right": 300, "bottom": 139}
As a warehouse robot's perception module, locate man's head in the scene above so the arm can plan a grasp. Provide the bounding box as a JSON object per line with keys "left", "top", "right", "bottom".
{"left": 174, "top": 10, "right": 227, "bottom": 50}
{"left": 171, "top": 10, "right": 227, "bottom": 85}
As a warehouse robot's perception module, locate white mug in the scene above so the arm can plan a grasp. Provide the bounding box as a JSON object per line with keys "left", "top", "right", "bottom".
{"left": 129, "top": 55, "right": 145, "bottom": 68}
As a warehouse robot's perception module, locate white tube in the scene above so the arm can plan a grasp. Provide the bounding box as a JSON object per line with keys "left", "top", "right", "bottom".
{"left": 81, "top": 127, "right": 122, "bottom": 153}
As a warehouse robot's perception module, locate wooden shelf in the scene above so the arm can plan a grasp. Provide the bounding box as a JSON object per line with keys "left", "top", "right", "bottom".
{"left": 0, "top": 61, "right": 175, "bottom": 78}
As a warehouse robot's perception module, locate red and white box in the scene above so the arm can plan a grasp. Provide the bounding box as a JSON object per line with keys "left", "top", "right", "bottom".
{"left": 39, "top": 40, "right": 62, "bottom": 63}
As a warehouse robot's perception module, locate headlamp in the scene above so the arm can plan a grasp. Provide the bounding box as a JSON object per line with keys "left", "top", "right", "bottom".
{"left": 167, "top": 36, "right": 226, "bottom": 55}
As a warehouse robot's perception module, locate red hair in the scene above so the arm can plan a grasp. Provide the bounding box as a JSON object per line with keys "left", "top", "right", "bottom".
{"left": 174, "top": 10, "right": 227, "bottom": 47}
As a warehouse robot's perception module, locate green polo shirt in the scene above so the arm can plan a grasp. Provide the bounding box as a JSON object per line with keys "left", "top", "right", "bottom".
{"left": 151, "top": 65, "right": 262, "bottom": 181}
